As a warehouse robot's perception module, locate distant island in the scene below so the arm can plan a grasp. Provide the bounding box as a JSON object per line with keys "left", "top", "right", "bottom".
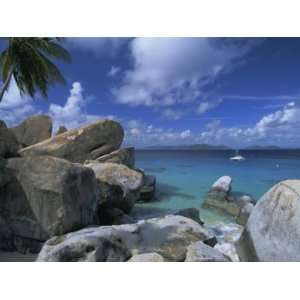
{"left": 136, "top": 144, "right": 300, "bottom": 151}
{"left": 140, "top": 144, "right": 232, "bottom": 150}
{"left": 243, "top": 145, "right": 282, "bottom": 150}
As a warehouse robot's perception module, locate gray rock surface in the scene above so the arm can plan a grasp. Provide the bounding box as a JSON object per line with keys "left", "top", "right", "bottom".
{"left": 88, "top": 147, "right": 135, "bottom": 168}
{"left": 185, "top": 241, "right": 229, "bottom": 262}
{"left": 86, "top": 162, "right": 144, "bottom": 215}
{"left": 0, "top": 156, "right": 98, "bottom": 246}
{"left": 207, "top": 222, "right": 244, "bottom": 262}
{"left": 11, "top": 115, "right": 52, "bottom": 147}
{"left": 56, "top": 125, "right": 67, "bottom": 135}
{"left": 37, "top": 215, "right": 212, "bottom": 262}
{"left": 211, "top": 176, "right": 232, "bottom": 193}
{"left": 0, "top": 216, "right": 15, "bottom": 251}
{"left": 139, "top": 174, "right": 156, "bottom": 202}
{"left": 19, "top": 119, "right": 124, "bottom": 163}
{"left": 0, "top": 120, "right": 20, "bottom": 158}
{"left": 239, "top": 180, "right": 300, "bottom": 261}
{"left": 236, "top": 202, "right": 254, "bottom": 226}
{"left": 128, "top": 252, "right": 164, "bottom": 262}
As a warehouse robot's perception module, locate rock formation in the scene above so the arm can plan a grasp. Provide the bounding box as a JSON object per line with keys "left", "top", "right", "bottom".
{"left": 19, "top": 119, "right": 124, "bottom": 163}
{"left": 11, "top": 115, "right": 52, "bottom": 147}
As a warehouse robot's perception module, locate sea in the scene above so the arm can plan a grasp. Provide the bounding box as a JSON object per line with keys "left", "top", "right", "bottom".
{"left": 134, "top": 149, "right": 300, "bottom": 223}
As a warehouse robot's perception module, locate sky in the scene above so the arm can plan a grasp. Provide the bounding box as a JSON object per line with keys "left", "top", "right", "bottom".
{"left": 1, "top": 37, "right": 300, "bottom": 148}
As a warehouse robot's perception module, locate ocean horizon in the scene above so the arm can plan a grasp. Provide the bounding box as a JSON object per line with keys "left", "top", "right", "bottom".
{"left": 135, "top": 149, "right": 300, "bottom": 223}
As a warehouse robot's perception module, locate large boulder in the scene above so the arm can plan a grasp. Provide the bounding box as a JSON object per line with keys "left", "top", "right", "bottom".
{"left": 0, "top": 120, "right": 20, "bottom": 158}
{"left": 0, "top": 156, "right": 98, "bottom": 250}
{"left": 87, "top": 147, "right": 135, "bottom": 168}
{"left": 86, "top": 162, "right": 144, "bottom": 218}
{"left": 19, "top": 119, "right": 124, "bottom": 163}
{"left": 11, "top": 115, "right": 52, "bottom": 147}
{"left": 239, "top": 180, "right": 300, "bottom": 262}
{"left": 37, "top": 215, "right": 212, "bottom": 262}
{"left": 185, "top": 241, "right": 229, "bottom": 262}
{"left": 0, "top": 158, "right": 12, "bottom": 188}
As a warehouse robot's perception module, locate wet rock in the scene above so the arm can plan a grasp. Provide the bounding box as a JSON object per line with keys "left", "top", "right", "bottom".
{"left": 185, "top": 241, "right": 229, "bottom": 262}
{"left": 236, "top": 202, "right": 254, "bottom": 226}
{"left": 11, "top": 115, "right": 52, "bottom": 147}
{"left": 19, "top": 119, "right": 124, "bottom": 163}
{"left": 174, "top": 208, "right": 203, "bottom": 225}
{"left": 139, "top": 174, "right": 156, "bottom": 202}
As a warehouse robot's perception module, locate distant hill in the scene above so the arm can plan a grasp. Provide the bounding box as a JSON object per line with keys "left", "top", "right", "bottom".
{"left": 142, "top": 144, "right": 232, "bottom": 150}
{"left": 243, "top": 145, "right": 282, "bottom": 150}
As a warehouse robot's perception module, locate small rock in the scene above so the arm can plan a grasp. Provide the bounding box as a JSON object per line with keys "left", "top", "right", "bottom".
{"left": 211, "top": 176, "right": 232, "bottom": 193}
{"left": 139, "top": 174, "right": 156, "bottom": 202}
{"left": 215, "top": 243, "right": 239, "bottom": 262}
{"left": 56, "top": 125, "right": 67, "bottom": 135}
{"left": 185, "top": 241, "right": 229, "bottom": 262}
{"left": 128, "top": 253, "right": 164, "bottom": 262}
{"left": 236, "top": 202, "right": 254, "bottom": 226}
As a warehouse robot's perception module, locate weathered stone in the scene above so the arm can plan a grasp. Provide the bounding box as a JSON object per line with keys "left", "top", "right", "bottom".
{"left": 11, "top": 115, "right": 52, "bottom": 147}
{"left": 211, "top": 176, "right": 232, "bottom": 193}
{"left": 139, "top": 174, "right": 156, "bottom": 202}
{"left": 236, "top": 202, "right": 254, "bottom": 226}
{"left": 174, "top": 208, "right": 203, "bottom": 225}
{"left": 19, "top": 119, "right": 124, "bottom": 163}
{"left": 86, "top": 162, "right": 144, "bottom": 214}
{"left": 56, "top": 125, "right": 68, "bottom": 135}
{"left": 37, "top": 215, "right": 212, "bottom": 262}
{"left": 0, "top": 156, "right": 98, "bottom": 246}
{"left": 239, "top": 180, "right": 300, "bottom": 261}
{"left": 128, "top": 252, "right": 164, "bottom": 262}
{"left": 89, "top": 147, "right": 135, "bottom": 168}
{"left": 0, "top": 120, "right": 20, "bottom": 158}
{"left": 0, "top": 216, "right": 15, "bottom": 251}
{"left": 207, "top": 222, "right": 244, "bottom": 244}
{"left": 0, "top": 158, "right": 11, "bottom": 188}
{"left": 185, "top": 241, "right": 229, "bottom": 262}
{"left": 214, "top": 243, "right": 239, "bottom": 262}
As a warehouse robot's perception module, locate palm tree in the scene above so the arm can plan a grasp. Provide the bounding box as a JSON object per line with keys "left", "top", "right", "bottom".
{"left": 0, "top": 37, "right": 71, "bottom": 102}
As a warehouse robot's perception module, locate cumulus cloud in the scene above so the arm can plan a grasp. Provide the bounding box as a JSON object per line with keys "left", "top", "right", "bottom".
{"left": 180, "top": 129, "right": 191, "bottom": 139}
{"left": 49, "top": 82, "right": 115, "bottom": 132}
{"left": 197, "top": 102, "right": 300, "bottom": 147}
{"left": 112, "top": 38, "right": 257, "bottom": 109}
{"left": 197, "top": 99, "right": 223, "bottom": 115}
{"left": 0, "top": 80, "right": 38, "bottom": 126}
{"left": 161, "top": 108, "right": 186, "bottom": 120}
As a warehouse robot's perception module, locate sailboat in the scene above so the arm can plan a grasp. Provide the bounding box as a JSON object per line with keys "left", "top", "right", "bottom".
{"left": 230, "top": 150, "right": 245, "bottom": 161}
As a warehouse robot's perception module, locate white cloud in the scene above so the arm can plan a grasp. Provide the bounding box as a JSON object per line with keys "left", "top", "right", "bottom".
{"left": 197, "top": 99, "right": 223, "bottom": 115}
{"left": 180, "top": 129, "right": 191, "bottom": 139}
{"left": 107, "top": 66, "right": 121, "bottom": 77}
{"left": 49, "top": 82, "right": 115, "bottom": 132}
{"left": 0, "top": 80, "right": 38, "bottom": 126}
{"left": 112, "top": 38, "right": 256, "bottom": 108}
{"left": 196, "top": 102, "right": 300, "bottom": 147}
{"left": 161, "top": 108, "right": 186, "bottom": 120}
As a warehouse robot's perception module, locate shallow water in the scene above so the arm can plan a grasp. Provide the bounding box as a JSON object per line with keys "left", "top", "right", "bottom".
{"left": 135, "top": 149, "right": 300, "bottom": 223}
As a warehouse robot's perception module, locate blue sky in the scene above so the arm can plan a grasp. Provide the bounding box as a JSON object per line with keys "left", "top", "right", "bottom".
{"left": 1, "top": 37, "right": 300, "bottom": 148}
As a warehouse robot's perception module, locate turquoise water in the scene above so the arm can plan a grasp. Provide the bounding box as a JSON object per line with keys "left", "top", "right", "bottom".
{"left": 135, "top": 150, "right": 300, "bottom": 223}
